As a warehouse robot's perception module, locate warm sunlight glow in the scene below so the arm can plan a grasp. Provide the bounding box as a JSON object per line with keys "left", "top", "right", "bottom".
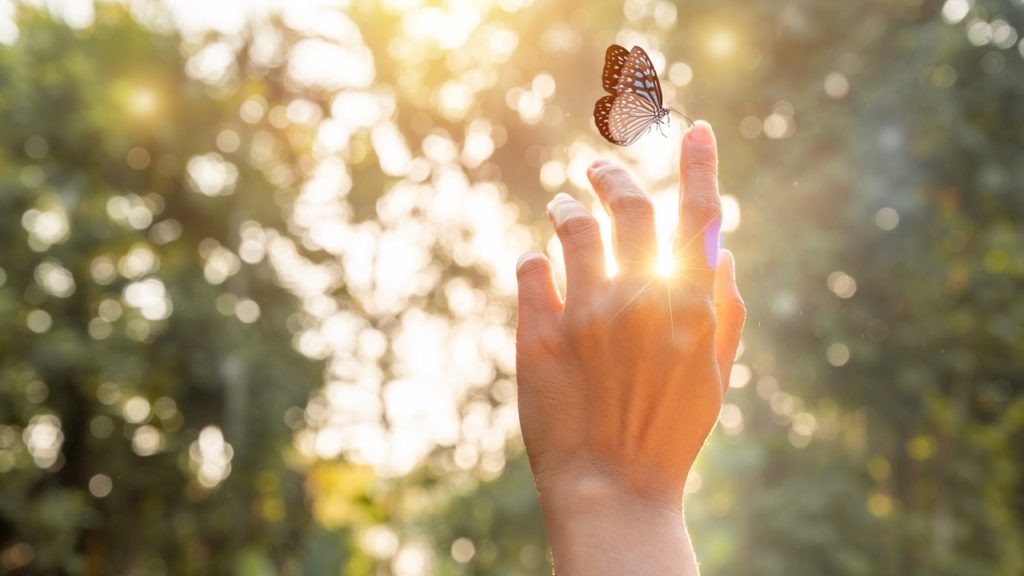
{"left": 130, "top": 88, "right": 157, "bottom": 116}
{"left": 708, "top": 30, "right": 736, "bottom": 58}
{"left": 721, "top": 194, "right": 741, "bottom": 232}
{"left": 592, "top": 200, "right": 619, "bottom": 278}
{"left": 656, "top": 251, "right": 676, "bottom": 277}
{"left": 591, "top": 191, "right": 707, "bottom": 280}
{"left": 653, "top": 190, "right": 679, "bottom": 277}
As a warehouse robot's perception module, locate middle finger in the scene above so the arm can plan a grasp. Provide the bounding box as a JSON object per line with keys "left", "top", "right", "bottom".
{"left": 587, "top": 159, "right": 657, "bottom": 277}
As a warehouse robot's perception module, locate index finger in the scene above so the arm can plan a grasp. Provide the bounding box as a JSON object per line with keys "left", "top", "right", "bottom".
{"left": 677, "top": 120, "right": 722, "bottom": 293}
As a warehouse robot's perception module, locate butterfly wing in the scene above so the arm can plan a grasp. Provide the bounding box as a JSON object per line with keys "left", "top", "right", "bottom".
{"left": 594, "top": 95, "right": 617, "bottom": 144}
{"left": 594, "top": 93, "right": 659, "bottom": 146}
{"left": 609, "top": 93, "right": 660, "bottom": 145}
{"left": 615, "top": 46, "right": 664, "bottom": 112}
{"left": 602, "top": 44, "right": 631, "bottom": 94}
{"left": 594, "top": 45, "right": 665, "bottom": 146}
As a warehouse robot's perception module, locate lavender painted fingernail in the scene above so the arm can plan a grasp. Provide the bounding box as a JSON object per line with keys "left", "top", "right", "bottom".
{"left": 704, "top": 218, "right": 722, "bottom": 269}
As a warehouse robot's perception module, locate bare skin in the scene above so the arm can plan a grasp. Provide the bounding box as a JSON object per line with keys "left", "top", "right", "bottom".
{"left": 515, "top": 121, "right": 746, "bottom": 575}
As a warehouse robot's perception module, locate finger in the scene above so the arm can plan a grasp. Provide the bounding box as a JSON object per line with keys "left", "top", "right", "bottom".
{"left": 516, "top": 251, "right": 563, "bottom": 336}
{"left": 713, "top": 250, "right": 745, "bottom": 392}
{"left": 547, "top": 193, "right": 606, "bottom": 300}
{"left": 587, "top": 159, "right": 657, "bottom": 276}
{"left": 678, "top": 121, "right": 722, "bottom": 293}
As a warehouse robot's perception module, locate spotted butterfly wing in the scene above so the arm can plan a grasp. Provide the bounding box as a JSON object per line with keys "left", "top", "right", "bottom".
{"left": 593, "top": 95, "right": 618, "bottom": 144}
{"left": 601, "top": 44, "right": 630, "bottom": 94}
{"left": 615, "top": 46, "right": 664, "bottom": 112}
{"left": 595, "top": 93, "right": 661, "bottom": 146}
{"left": 593, "top": 45, "right": 669, "bottom": 146}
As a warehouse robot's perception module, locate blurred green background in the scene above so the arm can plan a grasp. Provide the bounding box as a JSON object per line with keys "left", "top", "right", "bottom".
{"left": 1, "top": 0, "right": 1023, "bottom": 574}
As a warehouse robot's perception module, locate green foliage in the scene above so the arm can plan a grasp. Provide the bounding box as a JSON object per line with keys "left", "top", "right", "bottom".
{"left": 425, "top": 457, "right": 546, "bottom": 576}
{"left": 694, "top": 0, "right": 1024, "bottom": 573}
{"left": 0, "top": 6, "right": 323, "bottom": 572}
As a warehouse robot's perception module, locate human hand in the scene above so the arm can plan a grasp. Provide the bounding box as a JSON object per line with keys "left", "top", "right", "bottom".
{"left": 515, "top": 121, "right": 745, "bottom": 574}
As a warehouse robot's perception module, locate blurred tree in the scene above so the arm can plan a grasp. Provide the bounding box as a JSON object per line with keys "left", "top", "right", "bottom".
{"left": 0, "top": 5, "right": 327, "bottom": 573}
{"left": 1, "top": 0, "right": 536, "bottom": 573}
{"left": 677, "top": 1, "right": 1024, "bottom": 575}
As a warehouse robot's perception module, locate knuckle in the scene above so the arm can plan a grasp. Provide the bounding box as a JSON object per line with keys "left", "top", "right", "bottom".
{"left": 717, "top": 292, "right": 746, "bottom": 329}
{"left": 686, "top": 153, "right": 719, "bottom": 177}
{"left": 622, "top": 285, "right": 663, "bottom": 316}
{"left": 608, "top": 193, "right": 654, "bottom": 221}
{"left": 517, "top": 328, "right": 562, "bottom": 357}
{"left": 678, "top": 295, "right": 716, "bottom": 327}
{"left": 729, "top": 293, "right": 748, "bottom": 325}
{"left": 563, "top": 309, "right": 602, "bottom": 346}
{"left": 683, "top": 194, "right": 722, "bottom": 226}
{"left": 556, "top": 214, "right": 600, "bottom": 241}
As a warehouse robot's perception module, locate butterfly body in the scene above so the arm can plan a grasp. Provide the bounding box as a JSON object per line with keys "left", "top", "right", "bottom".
{"left": 594, "top": 44, "right": 687, "bottom": 146}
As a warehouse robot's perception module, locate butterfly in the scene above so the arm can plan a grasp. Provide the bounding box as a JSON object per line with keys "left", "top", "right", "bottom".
{"left": 594, "top": 44, "right": 691, "bottom": 146}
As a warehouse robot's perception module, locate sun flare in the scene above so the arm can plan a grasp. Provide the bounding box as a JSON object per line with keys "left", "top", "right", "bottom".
{"left": 656, "top": 251, "right": 676, "bottom": 277}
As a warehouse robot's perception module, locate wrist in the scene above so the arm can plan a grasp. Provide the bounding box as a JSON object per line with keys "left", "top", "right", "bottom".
{"left": 535, "top": 470, "right": 697, "bottom": 576}
{"left": 534, "top": 458, "right": 693, "bottom": 517}
{"left": 537, "top": 467, "right": 682, "bottom": 518}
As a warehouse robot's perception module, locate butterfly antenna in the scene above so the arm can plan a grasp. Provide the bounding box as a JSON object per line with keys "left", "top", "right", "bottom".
{"left": 669, "top": 108, "right": 695, "bottom": 126}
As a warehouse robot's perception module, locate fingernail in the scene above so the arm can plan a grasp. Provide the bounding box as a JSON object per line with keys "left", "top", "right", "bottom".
{"left": 547, "top": 192, "right": 572, "bottom": 209}
{"left": 687, "top": 120, "right": 714, "bottom": 146}
{"left": 589, "top": 158, "right": 611, "bottom": 172}
{"left": 517, "top": 251, "right": 541, "bottom": 271}
{"left": 704, "top": 218, "right": 722, "bottom": 269}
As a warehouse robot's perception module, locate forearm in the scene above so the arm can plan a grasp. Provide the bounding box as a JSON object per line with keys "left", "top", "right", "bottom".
{"left": 539, "top": 474, "right": 698, "bottom": 576}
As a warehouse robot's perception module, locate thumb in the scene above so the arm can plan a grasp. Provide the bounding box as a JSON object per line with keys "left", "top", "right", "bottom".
{"left": 713, "top": 249, "right": 746, "bottom": 392}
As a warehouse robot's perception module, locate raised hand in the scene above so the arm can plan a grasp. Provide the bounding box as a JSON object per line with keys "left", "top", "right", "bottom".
{"left": 515, "top": 121, "right": 745, "bottom": 575}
